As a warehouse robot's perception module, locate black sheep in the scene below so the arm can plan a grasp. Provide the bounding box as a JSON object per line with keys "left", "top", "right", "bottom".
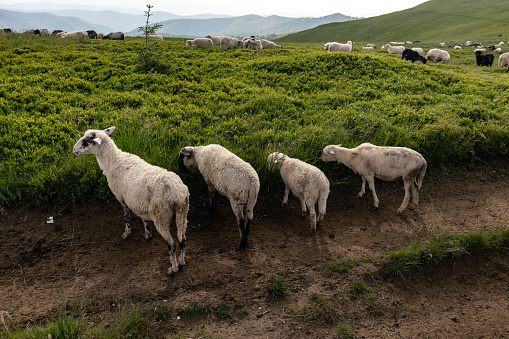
{"left": 402, "top": 49, "right": 427, "bottom": 64}
{"left": 475, "top": 51, "right": 494, "bottom": 67}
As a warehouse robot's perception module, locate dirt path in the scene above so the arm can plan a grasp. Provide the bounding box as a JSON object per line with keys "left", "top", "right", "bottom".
{"left": 1, "top": 163, "right": 508, "bottom": 337}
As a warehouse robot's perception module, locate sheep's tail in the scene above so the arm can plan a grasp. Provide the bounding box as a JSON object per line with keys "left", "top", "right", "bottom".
{"left": 415, "top": 161, "right": 427, "bottom": 190}
{"left": 318, "top": 187, "right": 329, "bottom": 216}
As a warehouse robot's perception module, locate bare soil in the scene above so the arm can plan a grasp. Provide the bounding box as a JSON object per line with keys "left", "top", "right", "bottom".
{"left": 1, "top": 162, "right": 509, "bottom": 338}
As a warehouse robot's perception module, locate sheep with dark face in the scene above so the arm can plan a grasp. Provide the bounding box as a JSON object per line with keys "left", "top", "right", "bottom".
{"left": 179, "top": 144, "right": 259, "bottom": 248}
{"left": 475, "top": 51, "right": 494, "bottom": 67}
{"left": 73, "top": 127, "right": 190, "bottom": 275}
{"left": 322, "top": 143, "right": 427, "bottom": 214}
{"left": 402, "top": 49, "right": 427, "bottom": 64}
{"left": 103, "top": 31, "right": 124, "bottom": 40}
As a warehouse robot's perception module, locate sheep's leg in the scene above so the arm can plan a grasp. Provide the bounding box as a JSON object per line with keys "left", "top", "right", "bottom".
{"left": 175, "top": 205, "right": 188, "bottom": 267}
{"left": 142, "top": 219, "right": 152, "bottom": 240}
{"left": 121, "top": 205, "right": 131, "bottom": 239}
{"left": 208, "top": 185, "right": 216, "bottom": 209}
{"left": 410, "top": 182, "right": 420, "bottom": 210}
{"left": 357, "top": 177, "right": 367, "bottom": 198}
{"left": 282, "top": 185, "right": 291, "bottom": 206}
{"left": 317, "top": 192, "right": 327, "bottom": 222}
{"left": 397, "top": 180, "right": 412, "bottom": 214}
{"left": 367, "top": 178, "right": 379, "bottom": 209}
{"left": 306, "top": 199, "right": 317, "bottom": 232}
{"left": 231, "top": 200, "right": 248, "bottom": 248}
{"left": 156, "top": 222, "right": 179, "bottom": 274}
{"left": 300, "top": 198, "right": 308, "bottom": 216}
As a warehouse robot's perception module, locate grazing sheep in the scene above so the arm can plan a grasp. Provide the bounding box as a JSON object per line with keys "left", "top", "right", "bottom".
{"left": 260, "top": 39, "right": 283, "bottom": 49}
{"left": 243, "top": 36, "right": 263, "bottom": 50}
{"left": 328, "top": 41, "right": 353, "bottom": 53}
{"left": 103, "top": 31, "right": 124, "bottom": 40}
{"left": 179, "top": 144, "right": 260, "bottom": 248}
{"left": 495, "top": 48, "right": 502, "bottom": 53}
{"left": 425, "top": 48, "right": 450, "bottom": 63}
{"left": 402, "top": 49, "right": 427, "bottom": 64}
{"left": 205, "top": 34, "right": 223, "bottom": 45}
{"left": 61, "top": 30, "right": 89, "bottom": 38}
{"left": 267, "top": 153, "right": 329, "bottom": 232}
{"left": 186, "top": 38, "right": 213, "bottom": 48}
{"left": 323, "top": 42, "right": 335, "bottom": 50}
{"left": 362, "top": 46, "right": 374, "bottom": 50}
{"left": 454, "top": 45, "right": 462, "bottom": 49}
{"left": 381, "top": 44, "right": 405, "bottom": 54}
{"left": 149, "top": 34, "right": 163, "bottom": 41}
{"left": 475, "top": 51, "right": 494, "bottom": 67}
{"left": 498, "top": 52, "right": 509, "bottom": 72}
{"left": 73, "top": 127, "right": 190, "bottom": 275}
{"left": 52, "top": 29, "right": 64, "bottom": 35}
{"left": 220, "top": 36, "right": 242, "bottom": 49}
{"left": 86, "top": 30, "right": 97, "bottom": 39}
{"left": 97, "top": 33, "right": 104, "bottom": 39}
{"left": 473, "top": 48, "right": 486, "bottom": 53}
{"left": 321, "top": 143, "right": 427, "bottom": 214}
{"left": 411, "top": 47, "right": 423, "bottom": 55}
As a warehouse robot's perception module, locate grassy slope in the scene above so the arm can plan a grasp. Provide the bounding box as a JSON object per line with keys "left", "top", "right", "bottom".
{"left": 277, "top": 0, "right": 509, "bottom": 44}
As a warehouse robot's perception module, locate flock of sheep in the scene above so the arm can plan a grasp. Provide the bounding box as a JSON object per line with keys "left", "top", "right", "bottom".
{"left": 73, "top": 127, "right": 427, "bottom": 275}
{"left": 186, "top": 35, "right": 283, "bottom": 50}
{"left": 0, "top": 28, "right": 127, "bottom": 40}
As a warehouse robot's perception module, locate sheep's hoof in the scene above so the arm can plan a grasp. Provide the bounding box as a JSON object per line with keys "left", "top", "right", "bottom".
{"left": 121, "top": 231, "right": 131, "bottom": 239}
{"left": 372, "top": 206, "right": 379, "bottom": 210}
{"left": 166, "top": 267, "right": 178, "bottom": 276}
{"left": 144, "top": 232, "right": 152, "bottom": 240}
{"left": 396, "top": 209, "right": 404, "bottom": 215}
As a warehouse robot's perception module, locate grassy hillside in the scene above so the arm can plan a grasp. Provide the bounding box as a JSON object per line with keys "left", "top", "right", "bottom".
{"left": 278, "top": 0, "right": 509, "bottom": 44}
{"left": 0, "top": 35, "right": 509, "bottom": 206}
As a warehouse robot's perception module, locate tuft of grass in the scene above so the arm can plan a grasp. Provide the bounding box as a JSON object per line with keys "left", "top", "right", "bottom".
{"left": 336, "top": 320, "right": 353, "bottom": 339}
{"left": 265, "top": 274, "right": 290, "bottom": 299}
{"left": 350, "top": 281, "right": 366, "bottom": 296}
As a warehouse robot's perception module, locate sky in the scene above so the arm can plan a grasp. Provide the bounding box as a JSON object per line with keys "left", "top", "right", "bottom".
{"left": 2, "top": 0, "right": 430, "bottom": 18}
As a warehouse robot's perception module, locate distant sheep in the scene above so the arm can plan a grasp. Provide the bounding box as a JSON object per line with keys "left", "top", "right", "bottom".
{"left": 86, "top": 30, "right": 97, "bottom": 39}
{"left": 205, "top": 35, "right": 223, "bottom": 45}
{"left": 475, "top": 51, "right": 494, "bottom": 67}
{"left": 260, "top": 39, "right": 283, "bottom": 49}
{"left": 149, "top": 34, "right": 163, "bottom": 41}
{"left": 362, "top": 46, "right": 374, "bottom": 50}
{"left": 179, "top": 144, "right": 260, "bottom": 248}
{"left": 328, "top": 41, "right": 353, "bottom": 53}
{"left": 243, "top": 36, "right": 262, "bottom": 50}
{"left": 473, "top": 48, "right": 486, "bottom": 53}
{"left": 267, "top": 152, "right": 329, "bottom": 232}
{"left": 186, "top": 38, "right": 213, "bottom": 48}
{"left": 61, "top": 30, "right": 88, "bottom": 39}
{"left": 498, "top": 52, "right": 509, "bottom": 72}
{"left": 454, "top": 45, "right": 462, "bottom": 50}
{"left": 322, "top": 143, "right": 427, "bottom": 214}
{"left": 402, "top": 49, "right": 427, "bottom": 64}
{"left": 425, "top": 48, "right": 450, "bottom": 63}
{"left": 103, "top": 31, "right": 124, "bottom": 40}
{"left": 411, "top": 47, "right": 423, "bottom": 55}
{"left": 495, "top": 48, "right": 502, "bottom": 53}
{"left": 73, "top": 127, "right": 190, "bottom": 275}
{"left": 381, "top": 44, "right": 405, "bottom": 54}
{"left": 220, "top": 36, "right": 242, "bottom": 49}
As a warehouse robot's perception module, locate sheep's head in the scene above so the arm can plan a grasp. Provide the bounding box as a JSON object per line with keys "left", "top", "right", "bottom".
{"left": 179, "top": 146, "right": 197, "bottom": 168}
{"left": 73, "top": 126, "right": 115, "bottom": 156}
{"left": 267, "top": 152, "right": 286, "bottom": 171}
{"left": 321, "top": 145, "right": 339, "bottom": 162}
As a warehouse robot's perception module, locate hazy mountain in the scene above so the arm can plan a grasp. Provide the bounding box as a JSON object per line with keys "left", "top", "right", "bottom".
{"left": 0, "top": 9, "right": 112, "bottom": 32}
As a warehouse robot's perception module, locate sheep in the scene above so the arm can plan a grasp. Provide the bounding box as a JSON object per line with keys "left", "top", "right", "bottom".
{"left": 425, "top": 48, "right": 450, "bottom": 63}
{"left": 220, "top": 36, "right": 242, "bottom": 49}
{"left": 186, "top": 38, "right": 213, "bottom": 48}
{"left": 260, "top": 39, "right": 283, "bottom": 49}
{"left": 381, "top": 44, "right": 405, "bottom": 54}
{"left": 475, "top": 51, "right": 494, "bottom": 67}
{"left": 362, "top": 46, "right": 374, "bottom": 50}
{"left": 267, "top": 152, "right": 329, "bottom": 232}
{"left": 179, "top": 144, "right": 259, "bottom": 248}
{"left": 328, "top": 41, "right": 353, "bottom": 53}
{"left": 401, "top": 49, "right": 427, "bottom": 64}
{"left": 321, "top": 143, "right": 427, "bottom": 214}
{"left": 73, "top": 127, "right": 190, "bottom": 275}
{"left": 86, "top": 30, "right": 97, "bottom": 39}
{"left": 495, "top": 48, "right": 502, "bottom": 53}
{"left": 61, "top": 30, "right": 89, "bottom": 38}
{"left": 52, "top": 29, "right": 64, "bottom": 35}
{"left": 103, "top": 31, "right": 124, "bottom": 40}
{"left": 205, "top": 34, "right": 223, "bottom": 45}
{"left": 366, "top": 43, "right": 377, "bottom": 48}
{"left": 411, "top": 47, "right": 423, "bottom": 55}
{"left": 323, "top": 42, "right": 335, "bottom": 50}
{"left": 243, "top": 36, "right": 262, "bottom": 50}
{"left": 454, "top": 45, "right": 462, "bottom": 50}
{"left": 498, "top": 52, "right": 509, "bottom": 72}
{"left": 97, "top": 33, "right": 104, "bottom": 39}
{"left": 149, "top": 34, "right": 163, "bottom": 41}
{"left": 473, "top": 48, "right": 486, "bottom": 53}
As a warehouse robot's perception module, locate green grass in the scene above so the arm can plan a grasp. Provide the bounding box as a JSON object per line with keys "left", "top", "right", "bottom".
{"left": 278, "top": 0, "right": 509, "bottom": 44}
{"left": 1, "top": 34, "right": 509, "bottom": 206}
{"left": 265, "top": 273, "right": 291, "bottom": 298}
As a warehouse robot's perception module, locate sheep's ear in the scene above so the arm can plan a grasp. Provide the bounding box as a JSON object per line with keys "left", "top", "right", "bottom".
{"left": 93, "top": 137, "right": 102, "bottom": 145}
{"left": 329, "top": 150, "right": 335, "bottom": 155}
{"left": 273, "top": 158, "right": 278, "bottom": 164}
{"left": 104, "top": 126, "right": 116, "bottom": 136}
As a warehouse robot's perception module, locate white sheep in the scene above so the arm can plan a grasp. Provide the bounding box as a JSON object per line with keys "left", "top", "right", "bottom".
{"left": 267, "top": 153, "right": 329, "bottom": 232}
{"left": 186, "top": 38, "right": 213, "bottom": 48}
{"left": 73, "top": 127, "right": 190, "bottom": 275}
{"left": 473, "top": 48, "right": 486, "bottom": 53}
{"left": 179, "top": 144, "right": 260, "bottom": 248}
{"left": 454, "top": 45, "right": 462, "bottom": 50}
{"left": 61, "top": 30, "right": 88, "bottom": 38}
{"left": 260, "top": 39, "right": 283, "bottom": 49}
{"left": 328, "top": 41, "right": 353, "bottom": 53}
{"left": 498, "top": 52, "right": 509, "bottom": 72}
{"left": 220, "top": 36, "right": 242, "bottom": 49}
{"left": 411, "top": 47, "right": 424, "bottom": 55}
{"left": 243, "top": 36, "right": 262, "bottom": 50}
{"left": 381, "top": 44, "right": 405, "bottom": 54}
{"left": 323, "top": 42, "right": 335, "bottom": 50}
{"left": 495, "top": 48, "right": 502, "bottom": 53}
{"left": 321, "top": 143, "right": 427, "bottom": 214}
{"left": 362, "top": 46, "right": 374, "bottom": 50}
{"left": 149, "top": 34, "right": 163, "bottom": 41}
{"left": 205, "top": 34, "right": 223, "bottom": 45}
{"left": 425, "top": 48, "right": 450, "bottom": 63}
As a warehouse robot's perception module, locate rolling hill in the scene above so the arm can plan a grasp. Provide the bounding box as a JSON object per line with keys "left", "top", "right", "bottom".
{"left": 277, "top": 0, "right": 509, "bottom": 44}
